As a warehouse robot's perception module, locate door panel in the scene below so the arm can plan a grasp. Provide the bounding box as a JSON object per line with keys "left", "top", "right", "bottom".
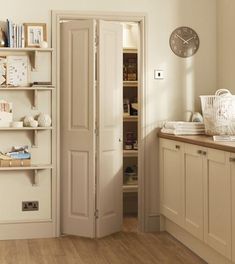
{"left": 160, "top": 139, "right": 184, "bottom": 227}
{"left": 96, "top": 20, "right": 123, "bottom": 238}
{"left": 204, "top": 149, "right": 231, "bottom": 259}
{"left": 60, "top": 20, "right": 96, "bottom": 237}
{"left": 184, "top": 144, "right": 204, "bottom": 240}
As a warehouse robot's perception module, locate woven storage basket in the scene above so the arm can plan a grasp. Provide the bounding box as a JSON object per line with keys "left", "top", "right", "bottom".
{"left": 200, "top": 89, "right": 235, "bottom": 135}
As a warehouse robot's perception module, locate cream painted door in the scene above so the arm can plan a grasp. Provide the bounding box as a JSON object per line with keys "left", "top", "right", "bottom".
{"left": 96, "top": 20, "right": 123, "bottom": 238}
{"left": 230, "top": 154, "right": 235, "bottom": 262}
{"left": 204, "top": 149, "right": 231, "bottom": 259}
{"left": 184, "top": 143, "right": 205, "bottom": 241}
{"left": 60, "top": 20, "right": 96, "bottom": 237}
{"left": 160, "top": 139, "right": 184, "bottom": 227}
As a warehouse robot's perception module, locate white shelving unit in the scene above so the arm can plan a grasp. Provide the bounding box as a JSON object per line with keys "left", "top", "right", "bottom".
{"left": 0, "top": 44, "right": 56, "bottom": 239}
{"left": 123, "top": 48, "right": 138, "bottom": 195}
{"left": 0, "top": 47, "right": 54, "bottom": 210}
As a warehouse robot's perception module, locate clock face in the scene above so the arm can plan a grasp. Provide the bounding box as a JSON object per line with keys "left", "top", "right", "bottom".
{"left": 169, "top": 27, "right": 200, "bottom": 58}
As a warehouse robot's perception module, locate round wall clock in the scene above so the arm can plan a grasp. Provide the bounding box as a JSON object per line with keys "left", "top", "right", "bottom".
{"left": 169, "top": 26, "right": 200, "bottom": 58}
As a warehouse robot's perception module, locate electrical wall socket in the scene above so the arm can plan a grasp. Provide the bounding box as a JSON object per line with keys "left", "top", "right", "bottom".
{"left": 22, "top": 201, "right": 39, "bottom": 211}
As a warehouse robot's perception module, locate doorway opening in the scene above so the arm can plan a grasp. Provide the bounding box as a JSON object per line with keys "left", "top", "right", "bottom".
{"left": 52, "top": 11, "right": 146, "bottom": 238}
{"left": 122, "top": 22, "right": 139, "bottom": 233}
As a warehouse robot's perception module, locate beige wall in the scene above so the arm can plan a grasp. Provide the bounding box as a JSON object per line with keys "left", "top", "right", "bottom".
{"left": 0, "top": 0, "right": 217, "bottom": 233}
{"left": 217, "top": 0, "right": 235, "bottom": 94}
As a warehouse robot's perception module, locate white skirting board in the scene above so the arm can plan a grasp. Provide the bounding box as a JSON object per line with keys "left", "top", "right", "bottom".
{"left": 0, "top": 221, "right": 55, "bottom": 240}
{"left": 164, "top": 218, "right": 232, "bottom": 264}
{"left": 145, "top": 215, "right": 160, "bottom": 232}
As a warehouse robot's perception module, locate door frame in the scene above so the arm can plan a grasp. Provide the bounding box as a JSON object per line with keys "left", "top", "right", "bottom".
{"left": 52, "top": 10, "right": 148, "bottom": 235}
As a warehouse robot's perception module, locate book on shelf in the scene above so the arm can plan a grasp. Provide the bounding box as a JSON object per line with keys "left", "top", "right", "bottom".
{"left": 31, "top": 81, "right": 52, "bottom": 87}
{"left": 6, "top": 20, "right": 25, "bottom": 48}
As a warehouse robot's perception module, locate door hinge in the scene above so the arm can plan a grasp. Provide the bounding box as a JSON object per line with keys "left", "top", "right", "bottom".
{"left": 95, "top": 121, "right": 98, "bottom": 136}
{"left": 95, "top": 35, "right": 99, "bottom": 46}
{"left": 94, "top": 209, "right": 99, "bottom": 219}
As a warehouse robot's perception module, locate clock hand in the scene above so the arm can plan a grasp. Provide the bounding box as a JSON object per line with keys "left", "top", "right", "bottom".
{"left": 184, "top": 36, "right": 195, "bottom": 44}
{"left": 175, "top": 34, "right": 188, "bottom": 44}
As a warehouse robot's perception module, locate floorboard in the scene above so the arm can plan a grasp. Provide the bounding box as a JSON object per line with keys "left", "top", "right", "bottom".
{"left": 0, "top": 229, "right": 206, "bottom": 264}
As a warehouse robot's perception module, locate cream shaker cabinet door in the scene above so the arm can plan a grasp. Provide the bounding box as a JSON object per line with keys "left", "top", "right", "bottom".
{"left": 160, "top": 139, "right": 184, "bottom": 227}
{"left": 231, "top": 154, "right": 235, "bottom": 262}
{"left": 184, "top": 143, "right": 205, "bottom": 241}
{"left": 204, "top": 149, "right": 231, "bottom": 259}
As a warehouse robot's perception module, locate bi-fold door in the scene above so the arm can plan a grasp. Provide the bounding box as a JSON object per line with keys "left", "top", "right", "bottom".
{"left": 60, "top": 19, "right": 123, "bottom": 238}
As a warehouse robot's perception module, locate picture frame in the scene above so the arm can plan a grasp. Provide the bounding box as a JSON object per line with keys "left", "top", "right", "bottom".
{"left": 24, "top": 23, "right": 47, "bottom": 47}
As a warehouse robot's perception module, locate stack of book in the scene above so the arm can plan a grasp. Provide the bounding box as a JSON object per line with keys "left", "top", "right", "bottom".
{"left": 161, "top": 121, "right": 205, "bottom": 135}
{"left": 6, "top": 19, "right": 25, "bottom": 48}
{"left": 0, "top": 146, "right": 31, "bottom": 167}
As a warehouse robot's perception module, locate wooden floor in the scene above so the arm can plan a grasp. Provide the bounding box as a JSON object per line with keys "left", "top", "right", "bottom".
{"left": 0, "top": 218, "right": 206, "bottom": 264}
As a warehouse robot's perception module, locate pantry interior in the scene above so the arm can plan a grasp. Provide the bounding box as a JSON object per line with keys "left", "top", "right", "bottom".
{"left": 122, "top": 22, "right": 139, "bottom": 231}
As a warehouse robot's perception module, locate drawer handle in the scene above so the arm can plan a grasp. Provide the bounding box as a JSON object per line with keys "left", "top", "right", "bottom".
{"left": 230, "top": 158, "right": 235, "bottom": 162}
{"left": 175, "top": 145, "right": 180, "bottom": 149}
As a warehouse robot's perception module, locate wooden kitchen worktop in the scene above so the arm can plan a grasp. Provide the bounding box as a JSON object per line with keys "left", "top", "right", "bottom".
{"left": 158, "top": 132, "right": 235, "bottom": 153}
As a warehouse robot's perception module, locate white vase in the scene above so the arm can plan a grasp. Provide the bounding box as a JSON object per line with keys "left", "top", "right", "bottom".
{"left": 23, "top": 116, "right": 34, "bottom": 127}
{"left": 29, "top": 120, "right": 38, "bottom": 128}
{"left": 37, "top": 113, "right": 51, "bottom": 127}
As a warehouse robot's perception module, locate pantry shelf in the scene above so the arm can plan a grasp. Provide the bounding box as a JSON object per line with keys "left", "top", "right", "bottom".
{"left": 123, "top": 184, "right": 138, "bottom": 193}
{"left": 123, "top": 150, "right": 138, "bottom": 157}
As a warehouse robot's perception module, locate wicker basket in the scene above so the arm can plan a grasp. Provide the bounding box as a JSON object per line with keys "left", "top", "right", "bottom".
{"left": 200, "top": 89, "right": 235, "bottom": 135}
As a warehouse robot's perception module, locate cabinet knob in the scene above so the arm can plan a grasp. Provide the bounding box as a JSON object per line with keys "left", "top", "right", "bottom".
{"left": 197, "top": 150, "right": 202, "bottom": 154}
{"left": 230, "top": 157, "right": 235, "bottom": 162}
{"left": 175, "top": 145, "right": 180, "bottom": 149}
{"left": 202, "top": 151, "right": 207, "bottom": 156}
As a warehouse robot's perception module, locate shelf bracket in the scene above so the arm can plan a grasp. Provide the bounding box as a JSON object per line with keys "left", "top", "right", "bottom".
{"left": 32, "top": 130, "right": 38, "bottom": 148}
{"left": 32, "top": 169, "right": 39, "bottom": 186}
{"left": 32, "top": 89, "right": 38, "bottom": 110}
{"left": 29, "top": 51, "right": 39, "bottom": 71}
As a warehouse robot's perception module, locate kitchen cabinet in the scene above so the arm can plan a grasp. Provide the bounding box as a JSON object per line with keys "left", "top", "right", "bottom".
{"left": 231, "top": 154, "right": 235, "bottom": 263}
{"left": 184, "top": 143, "right": 205, "bottom": 241}
{"left": 159, "top": 139, "right": 184, "bottom": 227}
{"left": 204, "top": 148, "right": 231, "bottom": 259}
{"left": 160, "top": 136, "right": 233, "bottom": 260}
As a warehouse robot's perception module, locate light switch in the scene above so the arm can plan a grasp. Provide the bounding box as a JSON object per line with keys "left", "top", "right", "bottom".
{"left": 154, "top": 70, "right": 164, "bottom": 80}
